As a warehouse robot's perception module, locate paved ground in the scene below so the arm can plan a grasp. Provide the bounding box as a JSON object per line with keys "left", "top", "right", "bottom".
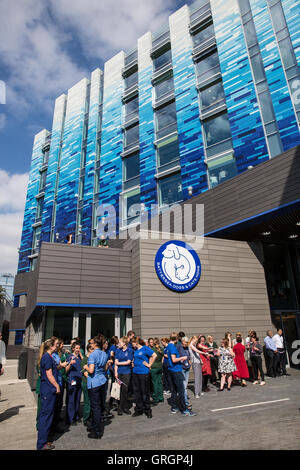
{"left": 1, "top": 359, "right": 300, "bottom": 450}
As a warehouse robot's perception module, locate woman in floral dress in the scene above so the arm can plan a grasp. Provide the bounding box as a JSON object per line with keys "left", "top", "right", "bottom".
{"left": 216, "top": 338, "right": 237, "bottom": 391}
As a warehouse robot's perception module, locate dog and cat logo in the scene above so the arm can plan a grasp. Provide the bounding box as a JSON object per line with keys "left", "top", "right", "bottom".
{"left": 155, "top": 241, "right": 201, "bottom": 292}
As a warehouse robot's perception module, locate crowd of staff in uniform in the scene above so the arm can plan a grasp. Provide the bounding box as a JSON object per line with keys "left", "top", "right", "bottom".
{"left": 36, "top": 327, "right": 289, "bottom": 450}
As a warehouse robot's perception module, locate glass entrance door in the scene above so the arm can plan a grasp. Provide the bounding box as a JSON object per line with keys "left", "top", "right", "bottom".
{"left": 91, "top": 313, "right": 115, "bottom": 340}
{"left": 272, "top": 311, "right": 300, "bottom": 369}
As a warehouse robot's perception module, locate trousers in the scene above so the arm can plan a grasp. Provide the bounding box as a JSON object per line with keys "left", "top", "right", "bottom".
{"left": 192, "top": 362, "right": 202, "bottom": 396}
{"left": 132, "top": 373, "right": 151, "bottom": 413}
{"left": 36, "top": 389, "right": 57, "bottom": 449}
{"left": 169, "top": 370, "right": 186, "bottom": 412}
{"left": 88, "top": 384, "right": 106, "bottom": 435}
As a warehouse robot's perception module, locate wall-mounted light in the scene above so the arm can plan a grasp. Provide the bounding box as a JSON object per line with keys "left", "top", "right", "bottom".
{"left": 188, "top": 186, "right": 193, "bottom": 197}
{"left": 248, "top": 166, "right": 254, "bottom": 170}
{"left": 55, "top": 232, "right": 59, "bottom": 241}
{"left": 289, "top": 234, "right": 298, "bottom": 239}
{"left": 261, "top": 231, "right": 271, "bottom": 236}
{"left": 296, "top": 222, "right": 300, "bottom": 226}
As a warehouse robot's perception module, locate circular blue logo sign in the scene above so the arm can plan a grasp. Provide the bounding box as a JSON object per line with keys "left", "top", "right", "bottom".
{"left": 155, "top": 240, "right": 201, "bottom": 292}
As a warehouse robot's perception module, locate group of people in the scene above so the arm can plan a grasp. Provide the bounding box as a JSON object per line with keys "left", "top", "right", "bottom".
{"left": 35, "top": 327, "right": 289, "bottom": 450}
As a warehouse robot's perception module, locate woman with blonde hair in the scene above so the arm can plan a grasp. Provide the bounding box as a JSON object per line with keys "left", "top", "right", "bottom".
{"left": 216, "top": 338, "right": 237, "bottom": 391}
{"left": 36, "top": 337, "right": 60, "bottom": 450}
{"left": 188, "top": 336, "right": 203, "bottom": 398}
{"left": 114, "top": 336, "right": 133, "bottom": 415}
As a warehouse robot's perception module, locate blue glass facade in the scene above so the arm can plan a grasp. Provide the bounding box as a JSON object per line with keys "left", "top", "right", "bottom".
{"left": 18, "top": 0, "right": 300, "bottom": 272}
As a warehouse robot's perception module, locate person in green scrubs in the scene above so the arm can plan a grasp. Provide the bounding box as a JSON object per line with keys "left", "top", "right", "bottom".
{"left": 150, "top": 338, "right": 164, "bottom": 404}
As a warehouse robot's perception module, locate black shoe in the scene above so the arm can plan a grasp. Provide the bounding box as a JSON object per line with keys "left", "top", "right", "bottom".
{"left": 150, "top": 402, "right": 158, "bottom": 407}
{"left": 132, "top": 411, "right": 143, "bottom": 417}
{"left": 284, "top": 373, "right": 291, "bottom": 376}
{"left": 117, "top": 410, "right": 123, "bottom": 416}
{"left": 145, "top": 410, "right": 152, "bottom": 419}
{"left": 123, "top": 409, "right": 131, "bottom": 415}
{"left": 227, "top": 388, "right": 231, "bottom": 391}
{"left": 88, "top": 431, "right": 103, "bottom": 439}
{"left": 217, "top": 388, "right": 224, "bottom": 392}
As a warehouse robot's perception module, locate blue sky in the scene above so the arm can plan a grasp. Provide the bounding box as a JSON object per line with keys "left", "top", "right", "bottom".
{"left": 0, "top": 0, "right": 193, "bottom": 275}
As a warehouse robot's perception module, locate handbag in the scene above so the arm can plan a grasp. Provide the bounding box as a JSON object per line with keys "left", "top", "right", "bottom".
{"left": 110, "top": 381, "right": 121, "bottom": 400}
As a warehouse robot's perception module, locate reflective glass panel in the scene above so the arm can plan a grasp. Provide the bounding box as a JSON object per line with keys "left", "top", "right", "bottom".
{"left": 207, "top": 153, "right": 237, "bottom": 188}
{"left": 155, "top": 75, "right": 174, "bottom": 100}
{"left": 124, "top": 96, "right": 139, "bottom": 118}
{"left": 157, "top": 135, "right": 180, "bottom": 167}
{"left": 192, "top": 23, "right": 214, "bottom": 47}
{"left": 159, "top": 172, "right": 183, "bottom": 206}
{"left": 124, "top": 70, "right": 138, "bottom": 88}
{"left": 124, "top": 153, "right": 140, "bottom": 180}
{"left": 153, "top": 48, "right": 172, "bottom": 71}
{"left": 156, "top": 101, "right": 177, "bottom": 131}
{"left": 195, "top": 51, "right": 220, "bottom": 80}
{"left": 124, "top": 125, "right": 139, "bottom": 147}
{"left": 200, "top": 81, "right": 225, "bottom": 110}
{"left": 203, "top": 113, "right": 232, "bottom": 148}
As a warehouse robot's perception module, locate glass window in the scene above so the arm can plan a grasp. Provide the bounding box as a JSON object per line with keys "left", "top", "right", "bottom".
{"left": 157, "top": 135, "right": 180, "bottom": 167}
{"left": 153, "top": 48, "right": 172, "bottom": 71}
{"left": 45, "top": 308, "right": 74, "bottom": 343}
{"left": 124, "top": 69, "right": 138, "bottom": 89}
{"left": 203, "top": 113, "right": 232, "bottom": 148}
{"left": 259, "top": 91, "right": 276, "bottom": 123}
{"left": 123, "top": 188, "right": 141, "bottom": 224}
{"left": 195, "top": 51, "right": 220, "bottom": 82}
{"left": 124, "top": 96, "right": 139, "bottom": 119}
{"left": 124, "top": 124, "right": 139, "bottom": 147}
{"left": 243, "top": 19, "right": 257, "bottom": 47}
{"left": 159, "top": 172, "right": 183, "bottom": 206}
{"left": 155, "top": 75, "right": 174, "bottom": 100}
{"left": 91, "top": 313, "right": 115, "bottom": 340}
{"left": 39, "top": 171, "right": 47, "bottom": 192}
{"left": 192, "top": 23, "right": 214, "bottom": 47}
{"left": 270, "top": 3, "right": 287, "bottom": 32}
{"left": 36, "top": 197, "right": 44, "bottom": 219}
{"left": 267, "top": 133, "right": 282, "bottom": 157}
{"left": 251, "top": 54, "right": 266, "bottom": 83}
{"left": 207, "top": 153, "right": 237, "bottom": 188}
{"left": 155, "top": 101, "right": 177, "bottom": 136}
{"left": 238, "top": 0, "right": 251, "bottom": 16}
{"left": 15, "top": 330, "right": 25, "bottom": 345}
{"left": 33, "top": 226, "right": 41, "bottom": 250}
{"left": 124, "top": 153, "right": 140, "bottom": 181}
{"left": 43, "top": 150, "right": 49, "bottom": 164}
{"left": 278, "top": 37, "right": 297, "bottom": 69}
{"left": 200, "top": 81, "right": 225, "bottom": 110}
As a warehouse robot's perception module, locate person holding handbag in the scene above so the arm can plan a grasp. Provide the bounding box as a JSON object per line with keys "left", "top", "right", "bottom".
{"left": 114, "top": 336, "right": 133, "bottom": 415}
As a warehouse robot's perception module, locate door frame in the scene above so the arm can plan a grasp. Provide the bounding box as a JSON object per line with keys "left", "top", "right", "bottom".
{"left": 72, "top": 309, "right": 121, "bottom": 347}
{"left": 271, "top": 309, "right": 300, "bottom": 369}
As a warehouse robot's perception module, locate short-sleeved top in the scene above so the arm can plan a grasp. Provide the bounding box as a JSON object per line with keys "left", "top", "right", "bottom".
{"left": 115, "top": 347, "right": 133, "bottom": 375}
{"left": 163, "top": 345, "right": 169, "bottom": 365}
{"left": 150, "top": 346, "right": 164, "bottom": 369}
{"left": 167, "top": 342, "right": 182, "bottom": 372}
{"left": 40, "top": 352, "right": 58, "bottom": 393}
{"left": 66, "top": 354, "right": 82, "bottom": 382}
{"left": 81, "top": 355, "right": 88, "bottom": 384}
{"left": 177, "top": 343, "right": 191, "bottom": 370}
{"left": 87, "top": 348, "right": 108, "bottom": 389}
{"left": 133, "top": 346, "right": 154, "bottom": 375}
{"left": 52, "top": 352, "right": 62, "bottom": 386}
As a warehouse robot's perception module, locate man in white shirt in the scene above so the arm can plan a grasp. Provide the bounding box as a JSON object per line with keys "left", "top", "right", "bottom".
{"left": 272, "top": 329, "right": 289, "bottom": 376}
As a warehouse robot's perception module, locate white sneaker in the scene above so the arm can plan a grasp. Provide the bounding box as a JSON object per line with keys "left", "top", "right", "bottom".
{"left": 195, "top": 394, "right": 200, "bottom": 398}
{"left": 260, "top": 381, "right": 265, "bottom": 386}
{"left": 253, "top": 381, "right": 259, "bottom": 384}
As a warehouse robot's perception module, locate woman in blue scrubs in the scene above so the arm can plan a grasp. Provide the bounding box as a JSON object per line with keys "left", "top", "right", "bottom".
{"left": 114, "top": 336, "right": 133, "bottom": 415}
{"left": 131, "top": 337, "right": 157, "bottom": 419}
{"left": 65, "top": 342, "right": 82, "bottom": 425}
{"left": 36, "top": 337, "right": 60, "bottom": 450}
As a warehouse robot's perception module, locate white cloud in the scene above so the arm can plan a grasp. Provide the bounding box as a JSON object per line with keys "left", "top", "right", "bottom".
{"left": 0, "top": 0, "right": 88, "bottom": 116}
{"left": 49, "top": 0, "right": 174, "bottom": 60}
{"left": 0, "top": 170, "right": 28, "bottom": 274}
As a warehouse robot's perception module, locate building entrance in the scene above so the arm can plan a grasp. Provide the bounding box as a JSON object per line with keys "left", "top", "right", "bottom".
{"left": 271, "top": 311, "right": 300, "bottom": 369}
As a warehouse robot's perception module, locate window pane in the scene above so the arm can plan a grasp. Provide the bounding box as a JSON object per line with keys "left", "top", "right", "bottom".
{"left": 124, "top": 97, "right": 139, "bottom": 117}
{"left": 251, "top": 54, "right": 266, "bottom": 83}
{"left": 270, "top": 3, "right": 287, "bottom": 32}
{"left": 157, "top": 135, "right": 180, "bottom": 167}
{"left": 124, "top": 153, "right": 140, "bottom": 180}
{"left": 238, "top": 0, "right": 251, "bottom": 16}
{"left": 200, "top": 82, "right": 225, "bottom": 109}
{"left": 203, "top": 113, "right": 232, "bottom": 148}
{"left": 125, "top": 125, "right": 139, "bottom": 146}
{"left": 156, "top": 101, "right": 177, "bottom": 131}
{"left": 259, "top": 91, "right": 276, "bottom": 123}
{"left": 155, "top": 75, "right": 174, "bottom": 100}
{"left": 195, "top": 51, "right": 220, "bottom": 80}
{"left": 192, "top": 23, "right": 214, "bottom": 47}
{"left": 279, "top": 37, "right": 297, "bottom": 69}
{"left": 39, "top": 171, "right": 47, "bottom": 191}
{"left": 124, "top": 70, "right": 138, "bottom": 88}
{"left": 267, "top": 133, "right": 282, "bottom": 157}
{"left": 159, "top": 172, "right": 183, "bottom": 206}
{"left": 123, "top": 188, "right": 141, "bottom": 223}
{"left": 243, "top": 19, "right": 257, "bottom": 47}
{"left": 45, "top": 308, "right": 74, "bottom": 344}
{"left": 153, "top": 48, "right": 172, "bottom": 71}
{"left": 207, "top": 153, "right": 237, "bottom": 187}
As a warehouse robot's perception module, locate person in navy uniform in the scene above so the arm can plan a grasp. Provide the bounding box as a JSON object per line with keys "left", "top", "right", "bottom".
{"left": 114, "top": 336, "right": 134, "bottom": 415}
{"left": 131, "top": 336, "right": 157, "bottom": 419}
{"left": 36, "top": 337, "right": 60, "bottom": 450}
{"left": 65, "top": 342, "right": 82, "bottom": 425}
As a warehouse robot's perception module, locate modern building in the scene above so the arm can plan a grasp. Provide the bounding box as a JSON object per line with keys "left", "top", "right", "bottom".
{"left": 9, "top": 0, "right": 300, "bottom": 375}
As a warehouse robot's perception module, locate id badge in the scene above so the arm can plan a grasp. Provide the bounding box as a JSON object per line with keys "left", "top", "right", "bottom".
{"left": 71, "top": 380, "right": 76, "bottom": 386}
